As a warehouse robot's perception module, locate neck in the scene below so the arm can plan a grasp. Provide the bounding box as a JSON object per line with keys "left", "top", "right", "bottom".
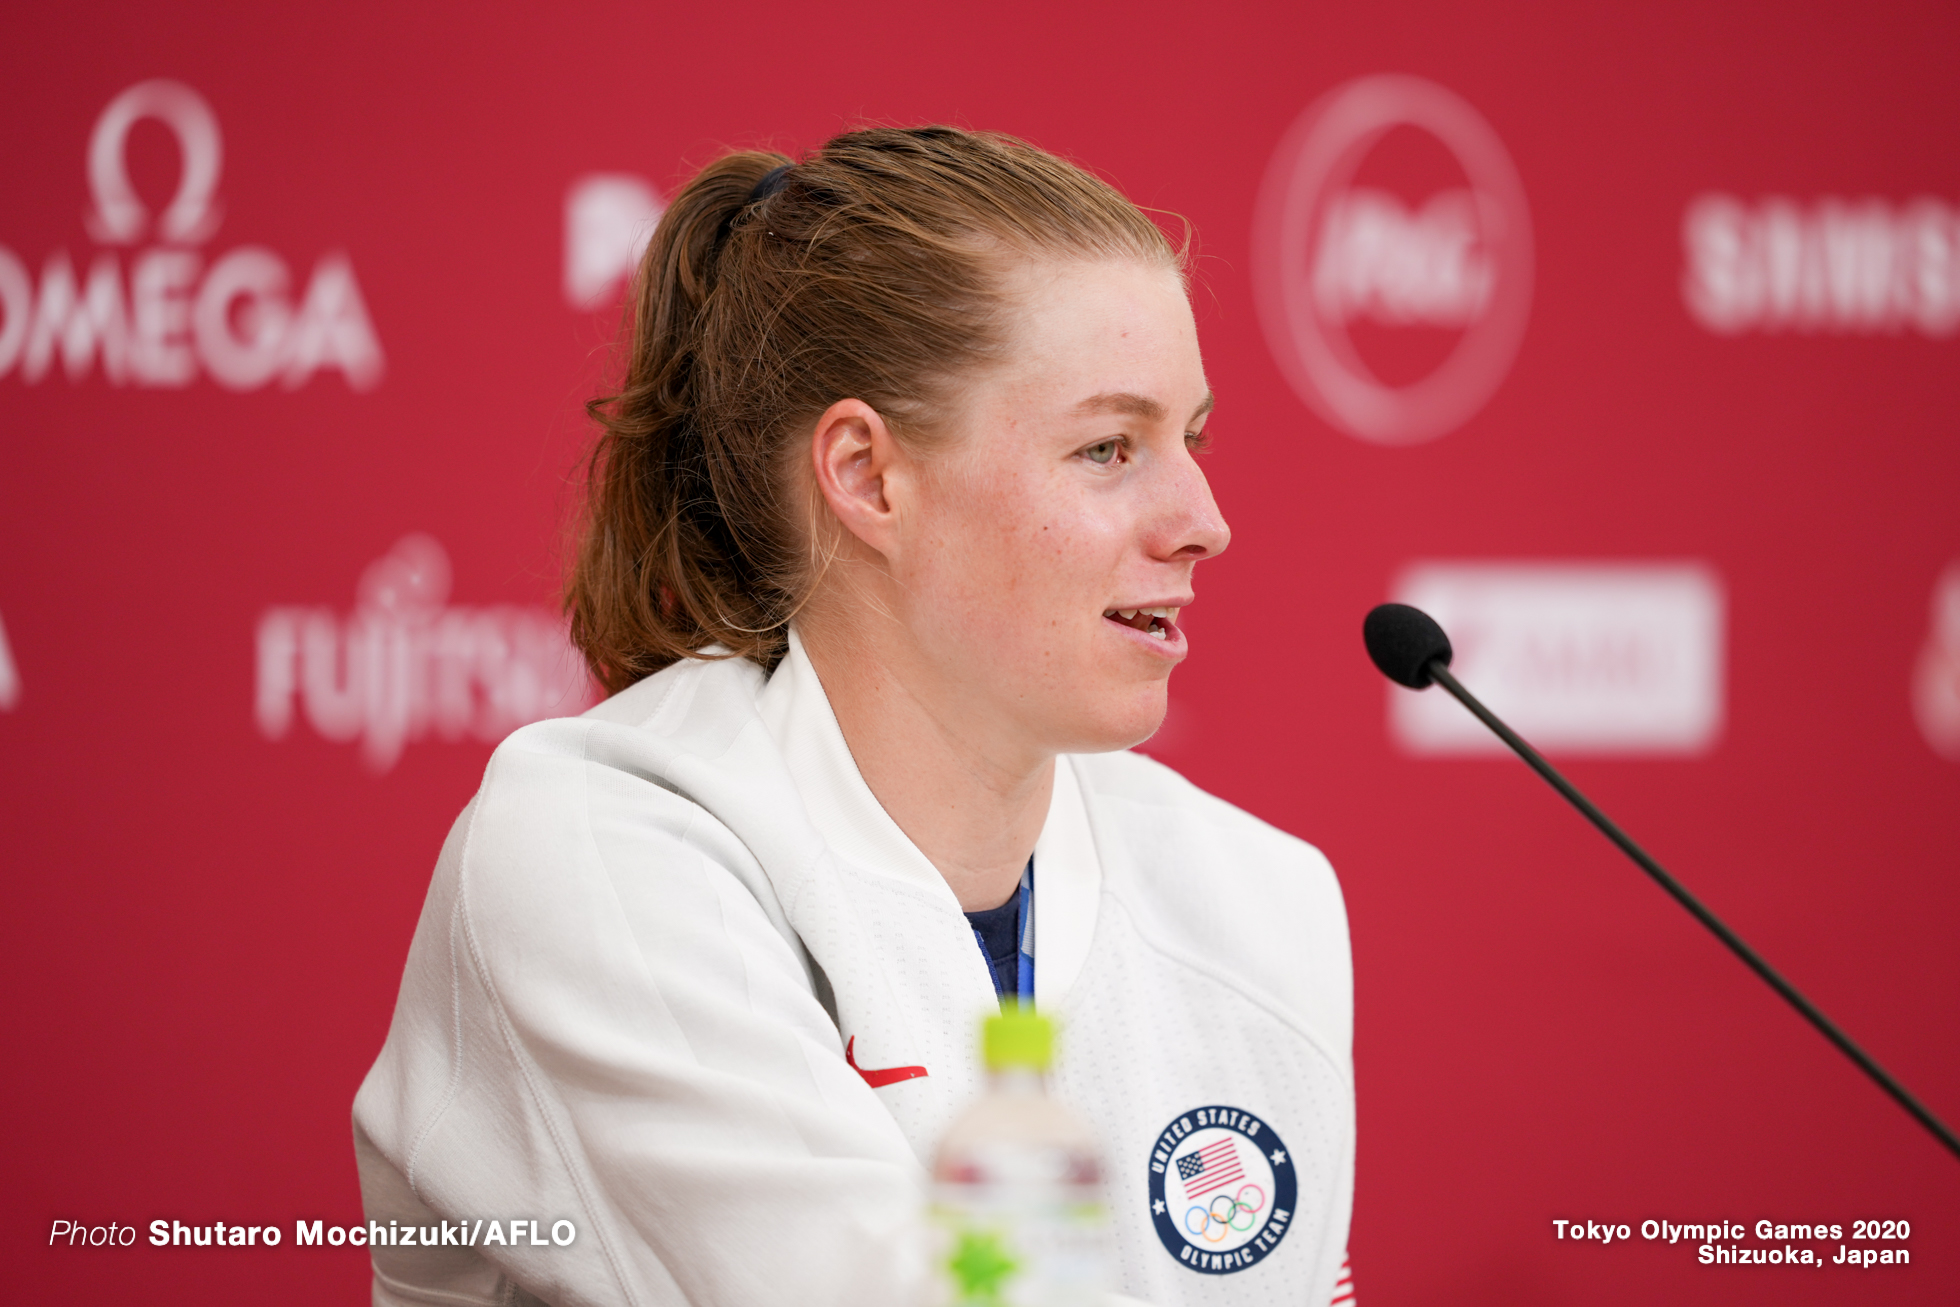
{"left": 798, "top": 609, "right": 1052, "bottom": 913}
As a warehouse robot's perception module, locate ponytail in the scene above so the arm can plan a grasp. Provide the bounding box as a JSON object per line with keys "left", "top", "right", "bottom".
{"left": 569, "top": 151, "right": 793, "bottom": 691}
{"left": 567, "top": 128, "right": 1179, "bottom": 694}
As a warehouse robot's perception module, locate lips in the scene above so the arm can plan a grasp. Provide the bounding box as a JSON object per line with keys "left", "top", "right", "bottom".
{"left": 1103, "top": 606, "right": 1179, "bottom": 640}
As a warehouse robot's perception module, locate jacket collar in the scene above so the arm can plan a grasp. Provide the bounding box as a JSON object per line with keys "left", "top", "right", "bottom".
{"left": 755, "top": 628, "right": 1103, "bottom": 1007}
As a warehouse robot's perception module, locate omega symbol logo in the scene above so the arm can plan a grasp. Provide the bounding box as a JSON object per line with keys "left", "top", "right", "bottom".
{"left": 85, "top": 79, "right": 226, "bottom": 246}
{"left": 0, "top": 79, "right": 382, "bottom": 391}
{"left": 1254, "top": 74, "right": 1533, "bottom": 445}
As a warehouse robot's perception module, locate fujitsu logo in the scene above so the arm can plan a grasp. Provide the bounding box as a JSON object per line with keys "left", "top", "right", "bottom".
{"left": 255, "top": 536, "right": 595, "bottom": 773}
{"left": 0, "top": 79, "right": 383, "bottom": 390}
{"left": 1683, "top": 195, "right": 1959, "bottom": 336}
{"left": 1255, "top": 75, "right": 1534, "bottom": 445}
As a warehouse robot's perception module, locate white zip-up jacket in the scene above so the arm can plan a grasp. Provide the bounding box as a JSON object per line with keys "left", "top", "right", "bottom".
{"left": 353, "top": 632, "right": 1355, "bottom": 1307}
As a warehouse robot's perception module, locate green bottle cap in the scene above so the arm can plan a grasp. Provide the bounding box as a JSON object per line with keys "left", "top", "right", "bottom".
{"left": 983, "top": 1004, "right": 1053, "bottom": 1071}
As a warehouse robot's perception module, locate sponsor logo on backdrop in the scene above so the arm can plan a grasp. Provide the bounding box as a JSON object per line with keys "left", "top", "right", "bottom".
{"left": 1388, "top": 562, "right": 1725, "bottom": 755}
{"left": 1255, "top": 74, "right": 1533, "bottom": 445}
{"left": 1913, "top": 562, "right": 1960, "bottom": 760}
{"left": 255, "top": 535, "right": 595, "bottom": 772}
{"left": 1683, "top": 195, "right": 1960, "bottom": 336}
{"left": 0, "top": 610, "right": 18, "bottom": 711}
{"left": 564, "top": 174, "right": 664, "bottom": 309}
{"left": 0, "top": 79, "right": 383, "bottom": 390}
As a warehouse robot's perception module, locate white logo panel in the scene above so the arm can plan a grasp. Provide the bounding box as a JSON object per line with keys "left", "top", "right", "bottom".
{"left": 1256, "top": 75, "right": 1533, "bottom": 445}
{"left": 1389, "top": 562, "right": 1725, "bottom": 756}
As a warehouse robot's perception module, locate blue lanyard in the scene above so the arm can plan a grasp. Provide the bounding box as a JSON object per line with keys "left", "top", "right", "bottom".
{"left": 971, "top": 858, "right": 1035, "bottom": 1007}
{"left": 1014, "top": 858, "right": 1034, "bottom": 1006}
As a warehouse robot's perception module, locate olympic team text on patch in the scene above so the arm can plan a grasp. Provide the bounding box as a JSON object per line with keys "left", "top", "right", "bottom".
{"left": 1146, "top": 1106, "right": 1298, "bottom": 1274}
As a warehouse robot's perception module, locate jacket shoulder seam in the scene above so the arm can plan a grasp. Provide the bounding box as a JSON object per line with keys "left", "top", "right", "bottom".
{"left": 448, "top": 720, "right": 645, "bottom": 1305}
{"left": 400, "top": 797, "right": 483, "bottom": 1196}
{"left": 1100, "top": 887, "right": 1354, "bottom": 1091}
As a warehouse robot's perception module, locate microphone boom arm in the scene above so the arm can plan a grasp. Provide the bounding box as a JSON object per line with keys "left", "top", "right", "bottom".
{"left": 1425, "top": 658, "right": 1960, "bottom": 1164}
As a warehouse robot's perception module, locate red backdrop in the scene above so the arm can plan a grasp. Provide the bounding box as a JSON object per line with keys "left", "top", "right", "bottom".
{"left": 3, "top": 2, "right": 1956, "bottom": 1303}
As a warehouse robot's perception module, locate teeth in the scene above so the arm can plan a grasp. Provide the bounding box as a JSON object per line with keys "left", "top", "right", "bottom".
{"left": 1105, "top": 606, "right": 1181, "bottom": 631}
{"left": 1148, "top": 626, "right": 1167, "bottom": 639}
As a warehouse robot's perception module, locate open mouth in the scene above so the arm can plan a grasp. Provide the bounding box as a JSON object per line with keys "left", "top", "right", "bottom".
{"left": 1103, "top": 606, "right": 1179, "bottom": 641}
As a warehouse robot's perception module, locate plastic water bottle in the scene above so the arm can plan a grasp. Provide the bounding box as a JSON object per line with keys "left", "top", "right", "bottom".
{"left": 928, "top": 1006, "right": 1110, "bottom": 1307}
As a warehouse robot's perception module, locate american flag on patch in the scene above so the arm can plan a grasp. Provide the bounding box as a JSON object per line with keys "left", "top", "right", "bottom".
{"left": 1176, "top": 1137, "right": 1245, "bottom": 1199}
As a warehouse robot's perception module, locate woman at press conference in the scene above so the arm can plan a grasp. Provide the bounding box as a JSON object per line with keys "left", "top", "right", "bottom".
{"left": 352, "top": 126, "right": 1354, "bottom": 1307}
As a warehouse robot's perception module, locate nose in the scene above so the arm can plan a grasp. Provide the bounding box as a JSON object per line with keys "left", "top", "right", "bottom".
{"left": 1150, "top": 445, "right": 1230, "bottom": 563}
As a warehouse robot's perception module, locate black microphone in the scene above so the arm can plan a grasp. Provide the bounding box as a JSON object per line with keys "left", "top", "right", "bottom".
{"left": 1363, "top": 601, "right": 1960, "bottom": 1163}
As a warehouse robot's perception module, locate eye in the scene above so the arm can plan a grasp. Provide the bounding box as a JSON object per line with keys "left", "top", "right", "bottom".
{"left": 1185, "top": 428, "right": 1212, "bottom": 453}
{"left": 1082, "top": 439, "right": 1122, "bottom": 465}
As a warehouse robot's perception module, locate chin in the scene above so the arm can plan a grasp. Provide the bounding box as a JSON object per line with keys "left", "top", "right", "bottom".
{"left": 1062, "top": 679, "right": 1169, "bottom": 754}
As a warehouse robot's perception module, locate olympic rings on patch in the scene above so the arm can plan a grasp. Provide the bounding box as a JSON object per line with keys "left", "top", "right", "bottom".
{"left": 1184, "top": 1185, "right": 1267, "bottom": 1243}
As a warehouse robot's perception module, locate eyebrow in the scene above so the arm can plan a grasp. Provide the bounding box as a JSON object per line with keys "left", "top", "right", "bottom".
{"left": 1074, "top": 391, "right": 1215, "bottom": 424}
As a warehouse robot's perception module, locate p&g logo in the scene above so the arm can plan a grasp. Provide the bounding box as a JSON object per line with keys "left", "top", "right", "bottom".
{"left": 1255, "top": 75, "right": 1533, "bottom": 445}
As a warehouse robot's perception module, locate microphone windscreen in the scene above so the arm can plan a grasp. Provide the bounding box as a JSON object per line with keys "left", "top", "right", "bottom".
{"left": 1363, "top": 603, "right": 1453, "bottom": 688}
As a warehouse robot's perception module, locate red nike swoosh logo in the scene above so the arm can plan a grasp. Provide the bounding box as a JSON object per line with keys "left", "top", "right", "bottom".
{"left": 845, "top": 1036, "right": 929, "bottom": 1088}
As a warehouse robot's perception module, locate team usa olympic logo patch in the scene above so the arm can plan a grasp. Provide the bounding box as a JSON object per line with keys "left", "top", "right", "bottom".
{"left": 1147, "top": 1105, "right": 1297, "bottom": 1274}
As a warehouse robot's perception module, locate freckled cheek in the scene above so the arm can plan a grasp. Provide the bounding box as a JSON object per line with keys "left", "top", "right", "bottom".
{"left": 906, "top": 511, "right": 1032, "bottom": 643}
{"left": 920, "top": 481, "right": 1120, "bottom": 644}
{"left": 1013, "top": 526, "right": 1122, "bottom": 647}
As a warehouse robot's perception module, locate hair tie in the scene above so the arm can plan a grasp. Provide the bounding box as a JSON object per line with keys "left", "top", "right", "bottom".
{"left": 748, "top": 164, "right": 792, "bottom": 204}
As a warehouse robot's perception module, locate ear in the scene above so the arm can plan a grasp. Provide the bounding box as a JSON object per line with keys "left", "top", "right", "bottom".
{"left": 809, "top": 398, "right": 914, "bottom": 561}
